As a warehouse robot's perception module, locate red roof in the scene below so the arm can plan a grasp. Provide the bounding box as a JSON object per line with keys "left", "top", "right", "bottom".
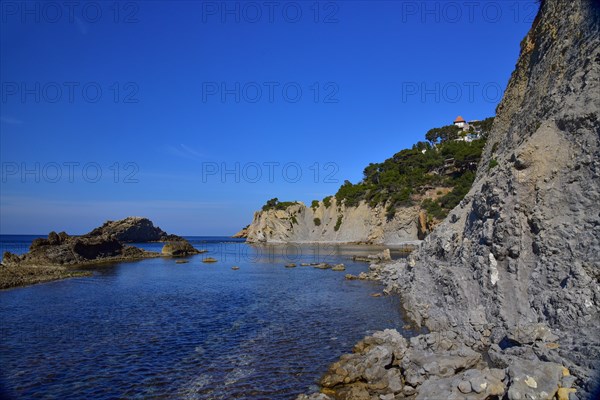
{"left": 454, "top": 116, "right": 466, "bottom": 123}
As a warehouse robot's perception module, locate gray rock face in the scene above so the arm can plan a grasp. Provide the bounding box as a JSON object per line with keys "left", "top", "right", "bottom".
{"left": 312, "top": 329, "right": 569, "bottom": 400}
{"left": 392, "top": 0, "right": 600, "bottom": 395}
{"left": 506, "top": 359, "right": 564, "bottom": 400}
{"left": 300, "top": 1, "right": 599, "bottom": 399}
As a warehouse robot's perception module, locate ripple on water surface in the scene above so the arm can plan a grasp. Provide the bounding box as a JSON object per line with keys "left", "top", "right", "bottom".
{"left": 0, "top": 239, "right": 412, "bottom": 399}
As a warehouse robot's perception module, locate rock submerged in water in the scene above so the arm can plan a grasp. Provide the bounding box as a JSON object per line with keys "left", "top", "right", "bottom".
{"left": 332, "top": 264, "right": 346, "bottom": 271}
{"left": 352, "top": 248, "right": 392, "bottom": 263}
{"left": 161, "top": 241, "right": 203, "bottom": 257}
{"left": 202, "top": 257, "right": 218, "bottom": 263}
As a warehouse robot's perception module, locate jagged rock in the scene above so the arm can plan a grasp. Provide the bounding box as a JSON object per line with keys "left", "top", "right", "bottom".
{"left": 2, "top": 231, "right": 151, "bottom": 268}
{"left": 72, "top": 237, "right": 123, "bottom": 259}
{"left": 332, "top": 264, "right": 346, "bottom": 271}
{"left": 385, "top": 0, "right": 600, "bottom": 395}
{"left": 0, "top": 217, "right": 198, "bottom": 289}
{"left": 86, "top": 216, "right": 182, "bottom": 242}
{"left": 507, "top": 323, "right": 559, "bottom": 345}
{"left": 8, "top": 216, "right": 185, "bottom": 265}
{"left": 301, "top": 1, "right": 599, "bottom": 398}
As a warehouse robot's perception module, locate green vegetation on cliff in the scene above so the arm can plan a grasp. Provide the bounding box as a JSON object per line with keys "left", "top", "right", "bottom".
{"left": 335, "top": 117, "right": 494, "bottom": 219}
{"left": 259, "top": 117, "right": 494, "bottom": 221}
{"left": 262, "top": 198, "right": 298, "bottom": 211}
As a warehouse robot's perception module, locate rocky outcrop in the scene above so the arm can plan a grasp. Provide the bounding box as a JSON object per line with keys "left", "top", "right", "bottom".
{"left": 86, "top": 216, "right": 183, "bottom": 242}
{"left": 232, "top": 225, "right": 249, "bottom": 238}
{"left": 299, "top": 329, "right": 574, "bottom": 400}
{"left": 302, "top": 0, "right": 600, "bottom": 398}
{"left": 245, "top": 197, "right": 431, "bottom": 245}
{"left": 161, "top": 241, "right": 205, "bottom": 257}
{"left": 393, "top": 0, "right": 600, "bottom": 393}
{"left": 0, "top": 217, "right": 202, "bottom": 288}
{"left": 1, "top": 231, "right": 157, "bottom": 268}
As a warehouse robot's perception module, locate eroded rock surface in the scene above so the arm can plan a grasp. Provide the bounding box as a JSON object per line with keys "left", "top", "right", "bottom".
{"left": 393, "top": 0, "right": 600, "bottom": 394}
{"left": 301, "top": 0, "right": 600, "bottom": 398}
{"left": 244, "top": 198, "right": 427, "bottom": 245}
{"left": 300, "top": 329, "right": 572, "bottom": 400}
{"left": 86, "top": 216, "right": 183, "bottom": 242}
{"left": 1, "top": 217, "right": 201, "bottom": 288}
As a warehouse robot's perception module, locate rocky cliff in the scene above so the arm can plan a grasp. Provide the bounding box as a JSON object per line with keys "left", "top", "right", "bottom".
{"left": 394, "top": 0, "right": 600, "bottom": 393}
{"left": 245, "top": 196, "right": 434, "bottom": 245}
{"left": 300, "top": 0, "right": 599, "bottom": 398}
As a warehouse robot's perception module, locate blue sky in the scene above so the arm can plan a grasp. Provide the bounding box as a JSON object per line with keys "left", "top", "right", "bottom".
{"left": 0, "top": 0, "right": 538, "bottom": 235}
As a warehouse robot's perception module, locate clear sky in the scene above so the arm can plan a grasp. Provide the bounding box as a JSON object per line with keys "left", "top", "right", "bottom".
{"left": 0, "top": 0, "right": 538, "bottom": 235}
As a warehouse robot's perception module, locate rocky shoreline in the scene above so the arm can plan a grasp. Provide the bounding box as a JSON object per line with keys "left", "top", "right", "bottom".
{"left": 0, "top": 217, "right": 203, "bottom": 289}
{"left": 299, "top": 1, "right": 600, "bottom": 398}
{"left": 300, "top": 259, "right": 585, "bottom": 399}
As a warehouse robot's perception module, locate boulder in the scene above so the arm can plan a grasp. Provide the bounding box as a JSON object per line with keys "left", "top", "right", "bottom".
{"left": 507, "top": 359, "right": 563, "bottom": 400}
{"left": 507, "top": 323, "right": 559, "bottom": 345}
{"left": 416, "top": 368, "right": 506, "bottom": 400}
{"left": 161, "top": 241, "right": 202, "bottom": 257}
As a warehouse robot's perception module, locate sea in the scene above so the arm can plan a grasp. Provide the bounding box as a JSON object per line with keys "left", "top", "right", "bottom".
{"left": 0, "top": 235, "right": 412, "bottom": 399}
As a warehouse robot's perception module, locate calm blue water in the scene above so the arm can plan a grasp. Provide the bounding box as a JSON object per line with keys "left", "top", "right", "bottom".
{"left": 0, "top": 235, "right": 409, "bottom": 399}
